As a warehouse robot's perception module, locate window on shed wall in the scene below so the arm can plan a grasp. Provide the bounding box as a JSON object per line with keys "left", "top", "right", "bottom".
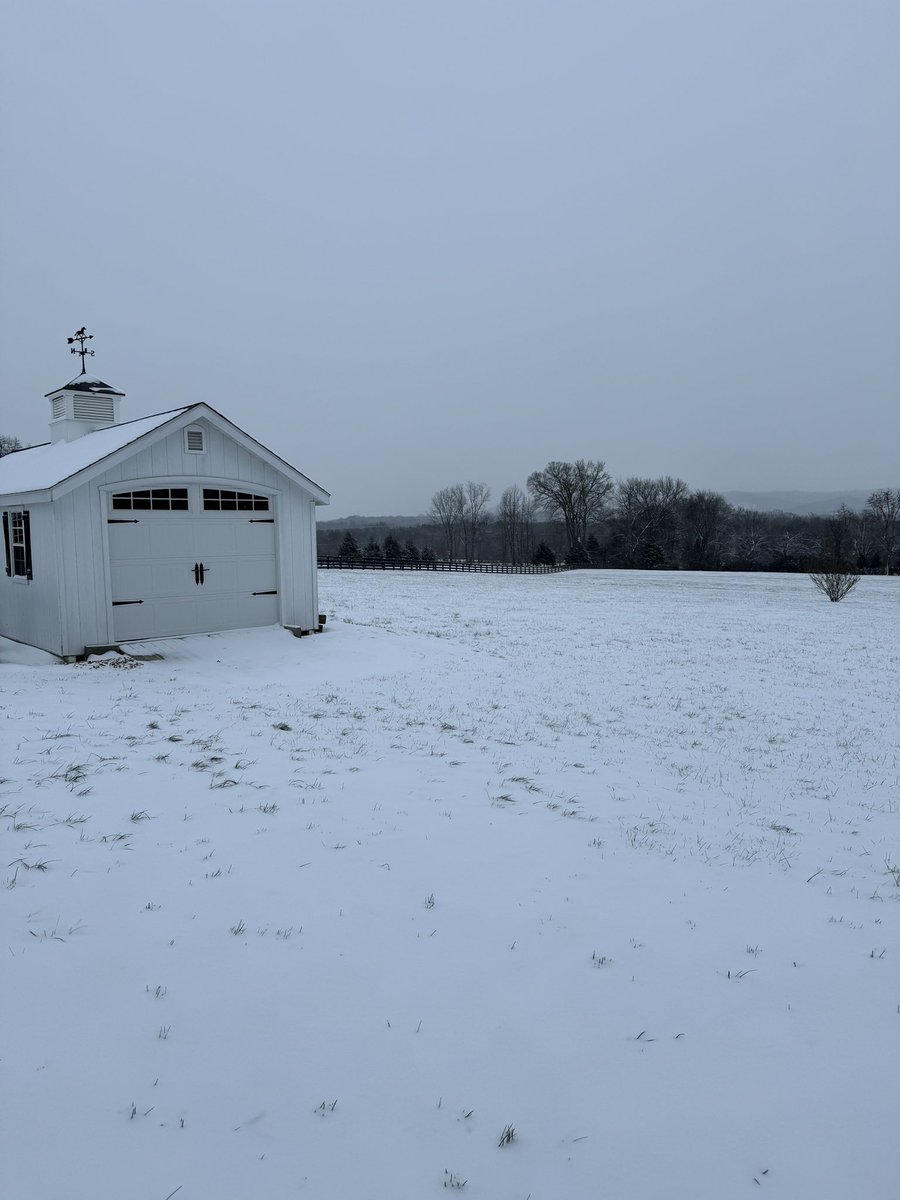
{"left": 184, "top": 426, "right": 205, "bottom": 453}
{"left": 3, "top": 510, "right": 33, "bottom": 579}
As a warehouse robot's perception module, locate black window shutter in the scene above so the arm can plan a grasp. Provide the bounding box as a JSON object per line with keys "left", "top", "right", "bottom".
{"left": 2, "top": 512, "right": 9, "bottom": 576}
{"left": 23, "top": 511, "right": 32, "bottom": 580}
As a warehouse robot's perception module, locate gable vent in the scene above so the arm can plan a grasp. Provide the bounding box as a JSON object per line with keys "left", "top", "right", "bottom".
{"left": 73, "top": 395, "right": 115, "bottom": 422}
{"left": 184, "top": 426, "right": 205, "bottom": 453}
{"left": 51, "top": 396, "right": 65, "bottom": 420}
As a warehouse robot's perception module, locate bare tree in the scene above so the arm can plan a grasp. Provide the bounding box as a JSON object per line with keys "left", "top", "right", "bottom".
{"left": 653, "top": 475, "right": 690, "bottom": 564}
{"left": 613, "top": 478, "right": 649, "bottom": 567}
{"left": 429, "top": 484, "right": 466, "bottom": 560}
{"left": 498, "top": 484, "right": 536, "bottom": 564}
{"left": 527, "top": 460, "right": 613, "bottom": 554}
{"left": 865, "top": 488, "right": 900, "bottom": 574}
{"left": 614, "top": 476, "right": 688, "bottom": 567}
{"left": 845, "top": 507, "right": 875, "bottom": 572}
{"left": 0, "top": 433, "right": 22, "bottom": 458}
{"left": 769, "top": 519, "right": 814, "bottom": 570}
{"left": 462, "top": 481, "right": 491, "bottom": 562}
{"left": 728, "top": 507, "right": 771, "bottom": 567}
{"left": 681, "top": 490, "right": 730, "bottom": 569}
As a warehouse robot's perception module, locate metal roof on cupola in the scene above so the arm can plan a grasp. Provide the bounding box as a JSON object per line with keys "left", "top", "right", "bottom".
{"left": 45, "top": 375, "right": 125, "bottom": 398}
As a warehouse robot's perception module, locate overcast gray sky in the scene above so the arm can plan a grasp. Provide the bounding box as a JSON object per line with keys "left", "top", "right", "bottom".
{"left": 2, "top": 1, "right": 897, "bottom": 516}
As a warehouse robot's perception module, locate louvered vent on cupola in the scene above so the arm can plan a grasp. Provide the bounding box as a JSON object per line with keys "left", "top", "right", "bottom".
{"left": 74, "top": 393, "right": 117, "bottom": 422}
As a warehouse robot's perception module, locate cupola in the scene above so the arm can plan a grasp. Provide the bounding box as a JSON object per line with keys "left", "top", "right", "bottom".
{"left": 46, "top": 327, "right": 125, "bottom": 442}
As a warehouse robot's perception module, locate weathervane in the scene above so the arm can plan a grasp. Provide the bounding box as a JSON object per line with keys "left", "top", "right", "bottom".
{"left": 67, "top": 326, "right": 95, "bottom": 374}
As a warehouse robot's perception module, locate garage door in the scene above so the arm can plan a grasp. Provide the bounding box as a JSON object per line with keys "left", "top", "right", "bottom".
{"left": 107, "top": 487, "right": 278, "bottom": 641}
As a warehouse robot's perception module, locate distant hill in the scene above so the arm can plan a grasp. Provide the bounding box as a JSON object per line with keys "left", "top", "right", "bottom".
{"left": 319, "top": 513, "right": 430, "bottom": 530}
{"left": 723, "top": 490, "right": 872, "bottom": 515}
{"left": 322, "top": 491, "right": 877, "bottom": 528}
{"left": 324, "top": 492, "right": 883, "bottom": 525}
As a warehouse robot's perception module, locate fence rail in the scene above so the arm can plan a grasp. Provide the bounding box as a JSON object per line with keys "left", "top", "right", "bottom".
{"left": 317, "top": 555, "right": 567, "bottom": 575}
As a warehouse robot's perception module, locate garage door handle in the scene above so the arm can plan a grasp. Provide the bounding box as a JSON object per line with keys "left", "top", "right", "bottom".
{"left": 199, "top": 562, "right": 209, "bottom": 585}
{"left": 193, "top": 562, "right": 200, "bottom": 586}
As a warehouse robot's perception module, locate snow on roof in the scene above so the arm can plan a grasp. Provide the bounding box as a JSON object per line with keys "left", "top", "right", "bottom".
{"left": 44, "top": 375, "right": 125, "bottom": 396}
{"left": 0, "top": 408, "right": 189, "bottom": 496}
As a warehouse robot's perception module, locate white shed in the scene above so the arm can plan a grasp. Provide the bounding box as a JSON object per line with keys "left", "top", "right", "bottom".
{"left": 0, "top": 372, "right": 329, "bottom": 659}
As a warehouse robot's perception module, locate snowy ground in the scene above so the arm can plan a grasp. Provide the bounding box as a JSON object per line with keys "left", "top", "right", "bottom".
{"left": 2, "top": 570, "right": 898, "bottom": 1200}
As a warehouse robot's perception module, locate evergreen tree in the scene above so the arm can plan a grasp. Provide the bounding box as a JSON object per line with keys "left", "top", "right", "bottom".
{"left": 421, "top": 545, "right": 437, "bottom": 565}
{"left": 586, "top": 533, "right": 602, "bottom": 565}
{"left": 383, "top": 534, "right": 403, "bottom": 561}
{"left": 339, "top": 530, "right": 360, "bottom": 559}
{"left": 533, "top": 541, "right": 556, "bottom": 566}
{"left": 363, "top": 537, "right": 382, "bottom": 561}
{"left": 404, "top": 539, "right": 421, "bottom": 563}
{"left": 638, "top": 541, "right": 665, "bottom": 569}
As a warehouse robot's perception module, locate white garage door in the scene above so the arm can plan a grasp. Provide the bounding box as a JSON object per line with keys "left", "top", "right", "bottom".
{"left": 107, "top": 487, "right": 278, "bottom": 641}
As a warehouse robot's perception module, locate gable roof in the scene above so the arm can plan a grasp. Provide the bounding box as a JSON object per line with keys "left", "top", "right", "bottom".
{"left": 0, "top": 404, "right": 330, "bottom": 504}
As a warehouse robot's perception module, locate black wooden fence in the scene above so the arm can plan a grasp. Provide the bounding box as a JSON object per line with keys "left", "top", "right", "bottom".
{"left": 317, "top": 555, "right": 567, "bottom": 575}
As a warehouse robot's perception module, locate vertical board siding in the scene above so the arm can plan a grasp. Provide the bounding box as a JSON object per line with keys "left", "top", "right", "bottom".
{"left": 81, "top": 486, "right": 112, "bottom": 648}
{"left": 308, "top": 502, "right": 320, "bottom": 621}
{"left": 0, "top": 502, "right": 63, "bottom": 654}
{"left": 223, "top": 438, "right": 240, "bottom": 480}
{"left": 54, "top": 489, "right": 108, "bottom": 656}
{"left": 56, "top": 494, "right": 82, "bottom": 654}
{"left": 280, "top": 484, "right": 299, "bottom": 626}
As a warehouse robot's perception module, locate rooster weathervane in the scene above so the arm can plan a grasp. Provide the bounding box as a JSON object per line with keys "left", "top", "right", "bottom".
{"left": 67, "top": 326, "right": 95, "bottom": 374}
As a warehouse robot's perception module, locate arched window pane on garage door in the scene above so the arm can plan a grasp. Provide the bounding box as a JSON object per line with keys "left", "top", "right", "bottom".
{"left": 112, "top": 488, "right": 190, "bottom": 511}
{"left": 202, "top": 488, "right": 270, "bottom": 512}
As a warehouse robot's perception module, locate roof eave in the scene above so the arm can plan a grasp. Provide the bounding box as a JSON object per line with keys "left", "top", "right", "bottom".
{"left": 0, "top": 488, "right": 51, "bottom": 505}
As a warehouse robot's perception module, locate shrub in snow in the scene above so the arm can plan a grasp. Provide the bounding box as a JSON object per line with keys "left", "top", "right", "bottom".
{"left": 809, "top": 570, "right": 860, "bottom": 602}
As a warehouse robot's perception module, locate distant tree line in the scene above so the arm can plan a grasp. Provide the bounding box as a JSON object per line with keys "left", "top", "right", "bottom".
{"left": 5, "top": 426, "right": 893, "bottom": 575}
{"left": 318, "top": 464, "right": 900, "bottom": 577}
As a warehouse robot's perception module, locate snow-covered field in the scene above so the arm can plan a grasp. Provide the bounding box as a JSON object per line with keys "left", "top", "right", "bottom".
{"left": 3, "top": 570, "right": 898, "bottom": 1200}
